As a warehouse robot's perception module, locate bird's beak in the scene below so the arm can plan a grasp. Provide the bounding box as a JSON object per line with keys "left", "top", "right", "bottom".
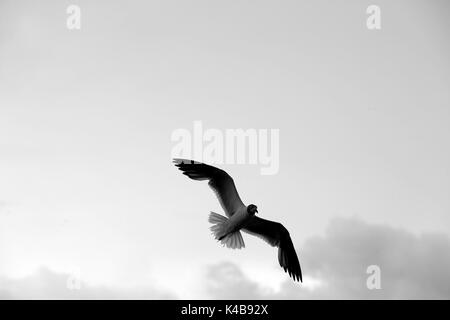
{"left": 255, "top": 210, "right": 258, "bottom": 213}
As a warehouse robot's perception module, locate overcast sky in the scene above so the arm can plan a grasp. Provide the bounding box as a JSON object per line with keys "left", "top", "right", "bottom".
{"left": 1, "top": 0, "right": 449, "bottom": 299}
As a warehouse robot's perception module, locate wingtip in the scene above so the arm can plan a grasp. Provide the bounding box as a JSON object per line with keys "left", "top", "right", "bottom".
{"left": 172, "top": 158, "right": 185, "bottom": 165}
{"left": 172, "top": 158, "right": 202, "bottom": 166}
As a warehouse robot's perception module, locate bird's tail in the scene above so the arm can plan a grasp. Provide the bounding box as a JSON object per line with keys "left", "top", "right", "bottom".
{"left": 208, "top": 212, "right": 245, "bottom": 249}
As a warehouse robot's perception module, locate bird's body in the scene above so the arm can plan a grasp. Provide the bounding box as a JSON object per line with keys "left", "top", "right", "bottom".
{"left": 173, "top": 158, "right": 303, "bottom": 282}
{"left": 218, "top": 206, "right": 253, "bottom": 237}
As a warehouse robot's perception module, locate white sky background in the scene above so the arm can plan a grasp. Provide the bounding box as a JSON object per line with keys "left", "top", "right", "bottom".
{"left": 0, "top": 0, "right": 450, "bottom": 298}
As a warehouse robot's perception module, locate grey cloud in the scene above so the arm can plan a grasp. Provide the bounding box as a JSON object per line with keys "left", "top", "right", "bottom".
{"left": 203, "top": 262, "right": 267, "bottom": 300}
{"left": 3, "top": 218, "right": 450, "bottom": 299}
{"left": 205, "top": 218, "right": 450, "bottom": 299}
{"left": 0, "top": 267, "right": 176, "bottom": 299}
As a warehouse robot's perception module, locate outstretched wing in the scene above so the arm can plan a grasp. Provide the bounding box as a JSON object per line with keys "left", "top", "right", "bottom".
{"left": 173, "top": 158, "right": 245, "bottom": 217}
{"left": 243, "top": 217, "right": 302, "bottom": 282}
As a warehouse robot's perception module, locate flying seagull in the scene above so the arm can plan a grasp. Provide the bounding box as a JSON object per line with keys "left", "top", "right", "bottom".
{"left": 173, "top": 158, "right": 302, "bottom": 282}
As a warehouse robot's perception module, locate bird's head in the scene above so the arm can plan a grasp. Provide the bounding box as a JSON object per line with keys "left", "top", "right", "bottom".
{"left": 247, "top": 204, "right": 258, "bottom": 215}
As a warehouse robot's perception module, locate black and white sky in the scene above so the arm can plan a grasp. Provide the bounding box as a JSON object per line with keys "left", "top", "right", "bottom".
{"left": 1, "top": 0, "right": 450, "bottom": 299}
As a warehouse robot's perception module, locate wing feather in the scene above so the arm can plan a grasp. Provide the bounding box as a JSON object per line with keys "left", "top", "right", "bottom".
{"left": 173, "top": 158, "right": 245, "bottom": 217}
{"left": 243, "top": 217, "right": 302, "bottom": 282}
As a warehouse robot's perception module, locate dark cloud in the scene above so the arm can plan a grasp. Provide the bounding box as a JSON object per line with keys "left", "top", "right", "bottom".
{"left": 0, "top": 267, "right": 176, "bottom": 299}
{"left": 205, "top": 218, "right": 450, "bottom": 299}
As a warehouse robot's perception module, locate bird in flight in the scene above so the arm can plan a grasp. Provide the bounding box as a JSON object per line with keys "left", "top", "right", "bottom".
{"left": 173, "top": 158, "right": 302, "bottom": 282}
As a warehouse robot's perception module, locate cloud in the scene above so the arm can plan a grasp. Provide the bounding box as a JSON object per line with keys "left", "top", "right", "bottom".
{"left": 0, "top": 267, "right": 176, "bottom": 299}
{"left": 203, "top": 262, "right": 267, "bottom": 299}
{"left": 204, "top": 218, "right": 450, "bottom": 299}
{"left": 3, "top": 218, "right": 450, "bottom": 299}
